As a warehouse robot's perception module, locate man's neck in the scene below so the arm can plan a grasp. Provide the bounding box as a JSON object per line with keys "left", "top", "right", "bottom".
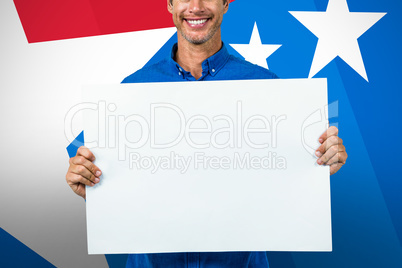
{"left": 175, "top": 34, "right": 223, "bottom": 80}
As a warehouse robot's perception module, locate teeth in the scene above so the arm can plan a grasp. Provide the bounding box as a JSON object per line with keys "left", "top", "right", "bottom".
{"left": 187, "top": 19, "right": 207, "bottom": 25}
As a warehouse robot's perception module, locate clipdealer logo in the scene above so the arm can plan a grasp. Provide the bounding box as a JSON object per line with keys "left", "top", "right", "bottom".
{"left": 65, "top": 101, "right": 295, "bottom": 173}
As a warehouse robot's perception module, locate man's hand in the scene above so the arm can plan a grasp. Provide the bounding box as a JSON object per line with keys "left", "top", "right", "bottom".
{"left": 315, "top": 126, "right": 348, "bottom": 175}
{"left": 65, "top": 146, "right": 102, "bottom": 199}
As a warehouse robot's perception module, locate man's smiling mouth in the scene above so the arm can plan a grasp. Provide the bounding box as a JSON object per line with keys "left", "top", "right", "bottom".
{"left": 185, "top": 18, "right": 209, "bottom": 26}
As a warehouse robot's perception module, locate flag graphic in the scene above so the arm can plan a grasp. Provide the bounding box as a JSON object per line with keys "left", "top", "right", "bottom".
{"left": 1, "top": 0, "right": 401, "bottom": 267}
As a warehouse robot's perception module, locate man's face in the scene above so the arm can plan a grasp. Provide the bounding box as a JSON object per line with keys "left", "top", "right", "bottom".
{"left": 168, "top": 0, "right": 229, "bottom": 45}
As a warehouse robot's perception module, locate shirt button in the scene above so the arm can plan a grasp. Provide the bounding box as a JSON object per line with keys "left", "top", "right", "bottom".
{"left": 212, "top": 69, "right": 216, "bottom": 73}
{"left": 178, "top": 72, "right": 181, "bottom": 76}
{"left": 179, "top": 68, "right": 182, "bottom": 72}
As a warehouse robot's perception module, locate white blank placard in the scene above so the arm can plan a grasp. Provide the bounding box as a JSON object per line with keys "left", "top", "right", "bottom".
{"left": 82, "top": 78, "right": 331, "bottom": 254}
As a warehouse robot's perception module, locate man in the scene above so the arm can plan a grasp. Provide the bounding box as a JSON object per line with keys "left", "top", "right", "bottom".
{"left": 66, "top": 0, "right": 348, "bottom": 267}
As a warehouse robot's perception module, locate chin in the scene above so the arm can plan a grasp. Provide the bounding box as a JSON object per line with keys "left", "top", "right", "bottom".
{"left": 187, "top": 37, "right": 210, "bottom": 45}
{"left": 180, "top": 30, "right": 217, "bottom": 45}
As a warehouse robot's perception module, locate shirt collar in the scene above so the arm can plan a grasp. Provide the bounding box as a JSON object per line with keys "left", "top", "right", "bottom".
{"left": 168, "top": 42, "right": 230, "bottom": 79}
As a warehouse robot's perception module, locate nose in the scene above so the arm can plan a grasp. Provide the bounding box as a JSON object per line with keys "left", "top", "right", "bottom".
{"left": 189, "top": 0, "right": 205, "bottom": 14}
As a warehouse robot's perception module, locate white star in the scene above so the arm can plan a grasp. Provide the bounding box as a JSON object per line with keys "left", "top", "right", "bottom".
{"left": 290, "top": 0, "right": 386, "bottom": 82}
{"left": 229, "top": 22, "right": 281, "bottom": 69}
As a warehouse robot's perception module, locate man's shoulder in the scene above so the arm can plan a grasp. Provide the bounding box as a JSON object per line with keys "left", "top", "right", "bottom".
{"left": 224, "top": 55, "right": 279, "bottom": 79}
{"left": 121, "top": 58, "right": 171, "bottom": 83}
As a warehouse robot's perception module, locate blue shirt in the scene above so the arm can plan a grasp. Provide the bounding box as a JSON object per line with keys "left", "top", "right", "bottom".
{"left": 122, "top": 43, "right": 277, "bottom": 268}
{"left": 122, "top": 43, "right": 278, "bottom": 83}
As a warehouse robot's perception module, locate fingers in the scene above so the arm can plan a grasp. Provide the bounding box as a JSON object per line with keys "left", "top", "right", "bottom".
{"left": 67, "top": 171, "right": 96, "bottom": 187}
{"left": 66, "top": 146, "right": 102, "bottom": 199}
{"left": 318, "top": 144, "right": 347, "bottom": 165}
{"left": 315, "top": 135, "right": 342, "bottom": 157}
{"left": 325, "top": 145, "right": 347, "bottom": 165}
{"left": 70, "top": 154, "right": 102, "bottom": 180}
{"left": 76, "top": 146, "right": 96, "bottom": 161}
{"left": 69, "top": 163, "right": 100, "bottom": 184}
{"left": 314, "top": 126, "right": 348, "bottom": 175}
{"left": 318, "top": 126, "right": 338, "bottom": 144}
{"left": 316, "top": 139, "right": 347, "bottom": 165}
